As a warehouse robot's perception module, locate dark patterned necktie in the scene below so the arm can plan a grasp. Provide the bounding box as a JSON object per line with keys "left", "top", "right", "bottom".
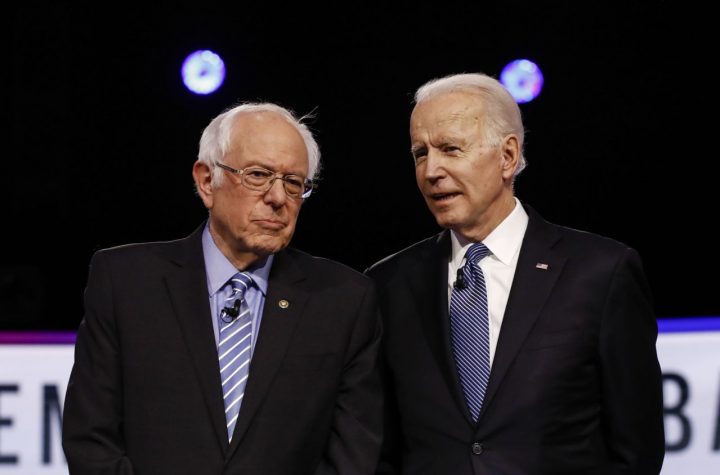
{"left": 449, "top": 243, "right": 491, "bottom": 421}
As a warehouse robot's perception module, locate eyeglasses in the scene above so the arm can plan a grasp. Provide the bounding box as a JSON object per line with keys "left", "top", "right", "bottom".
{"left": 215, "top": 162, "right": 317, "bottom": 199}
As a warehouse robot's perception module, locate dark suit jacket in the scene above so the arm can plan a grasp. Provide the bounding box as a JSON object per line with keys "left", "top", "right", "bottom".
{"left": 366, "top": 205, "right": 664, "bottom": 475}
{"left": 62, "top": 225, "right": 383, "bottom": 475}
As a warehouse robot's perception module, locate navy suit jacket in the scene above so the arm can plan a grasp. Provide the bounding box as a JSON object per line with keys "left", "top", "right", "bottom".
{"left": 366, "top": 205, "right": 664, "bottom": 474}
{"left": 63, "top": 225, "right": 383, "bottom": 474}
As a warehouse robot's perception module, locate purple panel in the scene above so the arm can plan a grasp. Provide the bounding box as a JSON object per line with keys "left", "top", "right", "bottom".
{"left": 0, "top": 331, "right": 77, "bottom": 344}
{"left": 1, "top": 318, "right": 718, "bottom": 344}
{"left": 657, "top": 317, "right": 720, "bottom": 333}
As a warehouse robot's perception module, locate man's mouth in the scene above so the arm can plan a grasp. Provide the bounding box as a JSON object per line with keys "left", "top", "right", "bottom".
{"left": 253, "top": 219, "right": 286, "bottom": 230}
{"left": 430, "top": 192, "right": 461, "bottom": 203}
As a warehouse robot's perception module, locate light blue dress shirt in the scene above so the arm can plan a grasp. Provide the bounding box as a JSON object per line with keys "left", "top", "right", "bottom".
{"left": 201, "top": 225, "right": 272, "bottom": 358}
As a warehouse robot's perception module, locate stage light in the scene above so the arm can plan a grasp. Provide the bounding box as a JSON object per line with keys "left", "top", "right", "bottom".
{"left": 181, "top": 50, "right": 225, "bottom": 95}
{"left": 500, "top": 59, "right": 543, "bottom": 103}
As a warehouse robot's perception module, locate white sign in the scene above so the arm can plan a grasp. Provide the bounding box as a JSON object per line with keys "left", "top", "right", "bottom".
{"left": 658, "top": 331, "right": 720, "bottom": 474}
{"left": 0, "top": 345, "right": 70, "bottom": 475}
{"left": 1, "top": 325, "right": 719, "bottom": 474}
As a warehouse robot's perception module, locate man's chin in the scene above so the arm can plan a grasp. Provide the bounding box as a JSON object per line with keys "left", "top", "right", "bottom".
{"left": 248, "top": 235, "right": 292, "bottom": 256}
{"left": 431, "top": 212, "right": 459, "bottom": 230}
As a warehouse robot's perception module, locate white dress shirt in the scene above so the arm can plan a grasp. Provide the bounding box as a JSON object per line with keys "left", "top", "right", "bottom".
{"left": 448, "top": 198, "right": 529, "bottom": 366}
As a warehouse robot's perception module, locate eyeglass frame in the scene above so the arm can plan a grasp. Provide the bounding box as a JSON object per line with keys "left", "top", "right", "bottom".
{"left": 214, "top": 162, "right": 317, "bottom": 199}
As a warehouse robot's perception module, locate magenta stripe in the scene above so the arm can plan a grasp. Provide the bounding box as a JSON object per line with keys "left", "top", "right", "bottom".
{"left": 0, "top": 331, "right": 77, "bottom": 344}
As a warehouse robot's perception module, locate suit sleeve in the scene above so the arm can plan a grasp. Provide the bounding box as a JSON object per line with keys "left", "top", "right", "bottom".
{"left": 599, "top": 247, "right": 665, "bottom": 474}
{"left": 62, "top": 251, "right": 135, "bottom": 474}
{"left": 314, "top": 281, "right": 384, "bottom": 475}
{"left": 373, "top": 336, "right": 402, "bottom": 475}
{"left": 363, "top": 266, "right": 401, "bottom": 475}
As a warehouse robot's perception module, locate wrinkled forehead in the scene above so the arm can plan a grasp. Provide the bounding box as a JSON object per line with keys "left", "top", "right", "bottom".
{"left": 410, "top": 92, "right": 486, "bottom": 137}
{"left": 231, "top": 112, "right": 303, "bottom": 144}
{"left": 227, "top": 112, "right": 309, "bottom": 172}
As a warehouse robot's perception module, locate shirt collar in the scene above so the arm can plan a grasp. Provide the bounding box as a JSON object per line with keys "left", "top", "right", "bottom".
{"left": 450, "top": 197, "right": 529, "bottom": 268}
{"left": 202, "top": 224, "right": 273, "bottom": 297}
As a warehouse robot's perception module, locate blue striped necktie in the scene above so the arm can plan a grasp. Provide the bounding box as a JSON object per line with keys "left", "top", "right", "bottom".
{"left": 218, "top": 271, "right": 254, "bottom": 442}
{"left": 449, "top": 243, "right": 491, "bottom": 422}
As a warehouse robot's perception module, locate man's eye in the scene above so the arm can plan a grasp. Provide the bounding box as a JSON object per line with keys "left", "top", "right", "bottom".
{"left": 412, "top": 149, "right": 427, "bottom": 163}
{"left": 248, "top": 170, "right": 271, "bottom": 178}
{"left": 284, "top": 177, "right": 303, "bottom": 188}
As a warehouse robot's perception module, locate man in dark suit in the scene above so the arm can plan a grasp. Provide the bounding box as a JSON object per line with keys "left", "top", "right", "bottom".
{"left": 366, "top": 73, "right": 664, "bottom": 474}
{"left": 62, "top": 103, "right": 382, "bottom": 474}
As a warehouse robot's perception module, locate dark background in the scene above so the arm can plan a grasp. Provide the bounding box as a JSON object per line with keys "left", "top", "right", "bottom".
{"left": 6, "top": 2, "right": 714, "bottom": 330}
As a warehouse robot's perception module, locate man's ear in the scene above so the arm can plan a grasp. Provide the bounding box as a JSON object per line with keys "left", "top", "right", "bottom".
{"left": 500, "top": 134, "right": 520, "bottom": 180}
{"left": 192, "top": 161, "right": 214, "bottom": 209}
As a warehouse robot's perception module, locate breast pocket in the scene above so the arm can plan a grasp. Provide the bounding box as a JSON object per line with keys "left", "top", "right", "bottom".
{"left": 521, "top": 328, "right": 592, "bottom": 351}
{"left": 280, "top": 353, "right": 337, "bottom": 372}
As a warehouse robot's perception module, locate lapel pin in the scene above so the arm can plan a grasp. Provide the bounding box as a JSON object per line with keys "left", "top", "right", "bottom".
{"left": 278, "top": 299, "right": 290, "bottom": 309}
{"left": 535, "top": 263, "right": 549, "bottom": 270}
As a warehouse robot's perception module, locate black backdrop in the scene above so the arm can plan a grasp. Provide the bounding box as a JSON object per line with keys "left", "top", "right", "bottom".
{"left": 6, "top": 3, "right": 715, "bottom": 330}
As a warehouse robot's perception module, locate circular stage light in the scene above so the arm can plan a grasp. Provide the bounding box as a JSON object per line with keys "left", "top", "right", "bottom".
{"left": 500, "top": 59, "right": 544, "bottom": 103}
{"left": 181, "top": 50, "right": 225, "bottom": 95}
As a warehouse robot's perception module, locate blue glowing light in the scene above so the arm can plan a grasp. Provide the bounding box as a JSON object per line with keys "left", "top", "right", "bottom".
{"left": 500, "top": 59, "right": 544, "bottom": 103}
{"left": 181, "top": 50, "right": 225, "bottom": 95}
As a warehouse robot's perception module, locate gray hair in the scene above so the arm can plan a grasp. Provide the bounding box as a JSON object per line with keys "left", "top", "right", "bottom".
{"left": 414, "top": 73, "right": 527, "bottom": 176}
{"left": 197, "top": 102, "right": 321, "bottom": 185}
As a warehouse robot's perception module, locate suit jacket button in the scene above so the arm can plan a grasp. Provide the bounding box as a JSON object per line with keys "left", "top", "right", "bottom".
{"left": 471, "top": 442, "right": 483, "bottom": 455}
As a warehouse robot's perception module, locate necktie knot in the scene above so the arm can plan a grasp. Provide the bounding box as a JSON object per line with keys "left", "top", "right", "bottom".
{"left": 221, "top": 272, "right": 253, "bottom": 323}
{"left": 229, "top": 272, "right": 254, "bottom": 300}
{"left": 465, "top": 243, "right": 490, "bottom": 267}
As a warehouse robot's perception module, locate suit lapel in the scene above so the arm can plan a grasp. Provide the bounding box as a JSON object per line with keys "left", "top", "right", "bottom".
{"left": 228, "top": 249, "right": 308, "bottom": 456}
{"left": 162, "top": 226, "right": 229, "bottom": 452}
{"left": 409, "top": 231, "right": 474, "bottom": 422}
{"left": 478, "top": 206, "right": 565, "bottom": 419}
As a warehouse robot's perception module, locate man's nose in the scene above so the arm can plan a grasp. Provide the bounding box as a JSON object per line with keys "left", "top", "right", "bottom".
{"left": 422, "top": 150, "right": 446, "bottom": 182}
{"left": 263, "top": 178, "right": 287, "bottom": 206}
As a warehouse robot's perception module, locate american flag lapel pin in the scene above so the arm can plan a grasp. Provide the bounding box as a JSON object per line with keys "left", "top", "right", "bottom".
{"left": 535, "top": 263, "right": 549, "bottom": 270}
